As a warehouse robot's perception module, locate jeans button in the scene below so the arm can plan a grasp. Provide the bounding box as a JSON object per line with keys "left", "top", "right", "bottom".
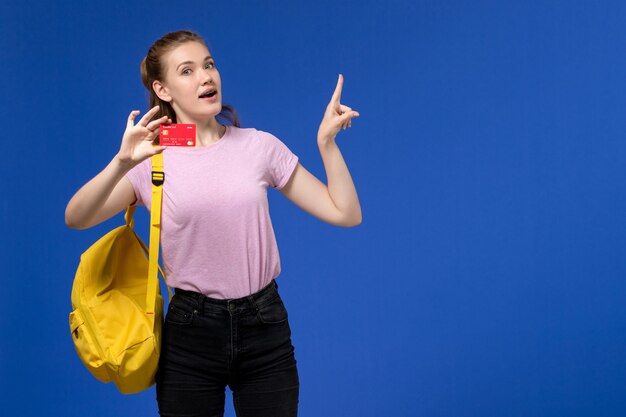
{"left": 229, "top": 303, "right": 236, "bottom": 311}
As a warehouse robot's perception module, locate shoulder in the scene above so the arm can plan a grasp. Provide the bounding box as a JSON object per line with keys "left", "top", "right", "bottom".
{"left": 228, "top": 125, "right": 272, "bottom": 139}
{"left": 228, "top": 126, "right": 285, "bottom": 148}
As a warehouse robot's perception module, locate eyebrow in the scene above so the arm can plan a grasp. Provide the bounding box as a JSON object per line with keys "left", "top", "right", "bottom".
{"left": 176, "top": 56, "right": 213, "bottom": 71}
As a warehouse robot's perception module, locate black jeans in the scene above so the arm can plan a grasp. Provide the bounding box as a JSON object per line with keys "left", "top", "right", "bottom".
{"left": 156, "top": 280, "right": 299, "bottom": 417}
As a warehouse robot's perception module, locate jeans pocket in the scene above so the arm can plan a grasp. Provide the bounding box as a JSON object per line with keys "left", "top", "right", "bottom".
{"left": 166, "top": 297, "right": 197, "bottom": 326}
{"left": 257, "top": 295, "right": 289, "bottom": 325}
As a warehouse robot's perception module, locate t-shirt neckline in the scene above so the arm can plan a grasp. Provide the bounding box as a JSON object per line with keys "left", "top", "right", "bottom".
{"left": 164, "top": 125, "right": 231, "bottom": 154}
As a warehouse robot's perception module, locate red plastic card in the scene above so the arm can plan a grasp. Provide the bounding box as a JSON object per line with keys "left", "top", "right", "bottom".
{"left": 159, "top": 123, "right": 196, "bottom": 146}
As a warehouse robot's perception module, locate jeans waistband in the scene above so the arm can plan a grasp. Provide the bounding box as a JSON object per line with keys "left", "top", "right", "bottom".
{"left": 173, "top": 279, "right": 279, "bottom": 311}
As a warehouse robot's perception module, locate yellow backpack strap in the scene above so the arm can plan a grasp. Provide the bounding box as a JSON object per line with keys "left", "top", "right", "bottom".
{"left": 124, "top": 206, "right": 136, "bottom": 227}
{"left": 133, "top": 222, "right": 171, "bottom": 300}
{"left": 146, "top": 152, "right": 165, "bottom": 324}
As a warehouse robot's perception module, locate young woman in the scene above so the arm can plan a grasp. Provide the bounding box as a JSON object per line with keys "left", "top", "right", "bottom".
{"left": 65, "top": 30, "right": 361, "bottom": 417}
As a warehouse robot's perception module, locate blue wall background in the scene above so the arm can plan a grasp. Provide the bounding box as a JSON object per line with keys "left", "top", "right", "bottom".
{"left": 2, "top": 0, "right": 626, "bottom": 415}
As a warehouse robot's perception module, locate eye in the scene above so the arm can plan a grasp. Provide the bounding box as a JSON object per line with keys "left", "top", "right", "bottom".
{"left": 205, "top": 61, "right": 215, "bottom": 69}
{"left": 181, "top": 68, "right": 192, "bottom": 75}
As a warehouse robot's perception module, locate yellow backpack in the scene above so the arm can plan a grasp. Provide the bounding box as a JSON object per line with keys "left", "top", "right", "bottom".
{"left": 69, "top": 152, "right": 168, "bottom": 394}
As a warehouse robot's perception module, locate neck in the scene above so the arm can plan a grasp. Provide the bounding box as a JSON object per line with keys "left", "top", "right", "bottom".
{"left": 177, "top": 115, "right": 225, "bottom": 147}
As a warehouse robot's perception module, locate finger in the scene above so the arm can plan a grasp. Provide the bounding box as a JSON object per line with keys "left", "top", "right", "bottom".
{"left": 127, "top": 110, "right": 140, "bottom": 128}
{"left": 152, "top": 145, "right": 167, "bottom": 154}
{"left": 143, "top": 129, "right": 158, "bottom": 141}
{"left": 341, "top": 111, "right": 359, "bottom": 121}
{"left": 339, "top": 111, "right": 359, "bottom": 127}
{"left": 340, "top": 104, "right": 352, "bottom": 113}
{"left": 333, "top": 102, "right": 344, "bottom": 115}
{"left": 331, "top": 74, "right": 344, "bottom": 103}
{"left": 138, "top": 105, "right": 161, "bottom": 127}
{"left": 146, "top": 115, "right": 169, "bottom": 131}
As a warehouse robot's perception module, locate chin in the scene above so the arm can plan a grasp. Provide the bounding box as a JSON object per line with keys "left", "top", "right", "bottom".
{"left": 208, "top": 101, "right": 222, "bottom": 112}
{"left": 198, "top": 103, "right": 222, "bottom": 118}
{"left": 210, "top": 104, "right": 223, "bottom": 118}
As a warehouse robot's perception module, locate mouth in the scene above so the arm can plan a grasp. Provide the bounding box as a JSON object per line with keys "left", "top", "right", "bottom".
{"left": 198, "top": 88, "right": 218, "bottom": 99}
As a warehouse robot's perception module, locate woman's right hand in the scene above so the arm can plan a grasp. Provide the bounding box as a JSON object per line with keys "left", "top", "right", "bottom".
{"left": 117, "top": 105, "right": 169, "bottom": 165}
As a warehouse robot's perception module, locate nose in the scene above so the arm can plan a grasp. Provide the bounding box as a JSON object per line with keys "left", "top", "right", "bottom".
{"left": 200, "top": 67, "right": 213, "bottom": 84}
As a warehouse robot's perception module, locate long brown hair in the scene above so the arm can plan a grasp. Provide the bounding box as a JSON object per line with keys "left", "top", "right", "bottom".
{"left": 140, "top": 30, "right": 240, "bottom": 142}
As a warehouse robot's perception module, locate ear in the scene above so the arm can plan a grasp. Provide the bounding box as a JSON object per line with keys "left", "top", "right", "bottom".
{"left": 152, "top": 80, "right": 172, "bottom": 102}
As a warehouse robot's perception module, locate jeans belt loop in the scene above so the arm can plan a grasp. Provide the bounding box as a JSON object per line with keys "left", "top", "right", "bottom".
{"left": 247, "top": 294, "right": 260, "bottom": 312}
{"left": 196, "top": 292, "right": 204, "bottom": 315}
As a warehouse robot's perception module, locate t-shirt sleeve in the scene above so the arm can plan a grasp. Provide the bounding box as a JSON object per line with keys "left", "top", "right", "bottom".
{"left": 260, "top": 130, "right": 299, "bottom": 190}
{"left": 124, "top": 158, "right": 151, "bottom": 207}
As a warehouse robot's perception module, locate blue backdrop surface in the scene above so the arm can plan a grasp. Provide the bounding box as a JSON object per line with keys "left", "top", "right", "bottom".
{"left": 2, "top": 0, "right": 626, "bottom": 416}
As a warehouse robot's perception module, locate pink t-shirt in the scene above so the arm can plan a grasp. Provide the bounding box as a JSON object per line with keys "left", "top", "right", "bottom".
{"left": 125, "top": 125, "right": 299, "bottom": 299}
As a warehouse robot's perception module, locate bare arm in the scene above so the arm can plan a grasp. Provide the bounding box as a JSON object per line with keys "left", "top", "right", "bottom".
{"left": 279, "top": 74, "right": 362, "bottom": 227}
{"left": 65, "top": 158, "right": 137, "bottom": 229}
{"left": 65, "top": 106, "right": 169, "bottom": 229}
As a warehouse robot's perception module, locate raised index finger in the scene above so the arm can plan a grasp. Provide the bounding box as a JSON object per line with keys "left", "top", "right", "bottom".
{"left": 331, "top": 74, "right": 344, "bottom": 102}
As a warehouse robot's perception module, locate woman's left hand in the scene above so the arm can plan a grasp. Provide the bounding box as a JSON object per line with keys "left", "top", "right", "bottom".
{"left": 317, "top": 74, "right": 360, "bottom": 146}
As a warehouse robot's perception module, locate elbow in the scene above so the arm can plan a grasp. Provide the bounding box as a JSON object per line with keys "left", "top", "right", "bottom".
{"left": 351, "top": 208, "right": 363, "bottom": 227}
{"left": 340, "top": 211, "right": 362, "bottom": 228}
{"left": 348, "top": 216, "right": 362, "bottom": 228}
{"left": 65, "top": 214, "right": 81, "bottom": 230}
{"left": 65, "top": 219, "right": 84, "bottom": 230}
{"left": 65, "top": 206, "right": 76, "bottom": 229}
{"left": 65, "top": 205, "right": 86, "bottom": 230}
{"left": 66, "top": 217, "right": 90, "bottom": 230}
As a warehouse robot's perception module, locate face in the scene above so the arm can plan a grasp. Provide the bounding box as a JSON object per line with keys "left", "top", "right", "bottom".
{"left": 153, "top": 41, "right": 222, "bottom": 123}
